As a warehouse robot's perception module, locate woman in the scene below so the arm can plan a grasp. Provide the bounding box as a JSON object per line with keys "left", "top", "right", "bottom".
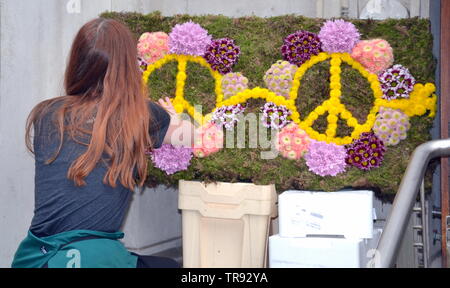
{"left": 11, "top": 18, "right": 193, "bottom": 268}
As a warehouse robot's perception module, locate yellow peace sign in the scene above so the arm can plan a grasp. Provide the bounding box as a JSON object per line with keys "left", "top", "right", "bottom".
{"left": 142, "top": 52, "right": 437, "bottom": 145}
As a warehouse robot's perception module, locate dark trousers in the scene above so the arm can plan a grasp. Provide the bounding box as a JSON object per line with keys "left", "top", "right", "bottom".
{"left": 133, "top": 253, "right": 180, "bottom": 268}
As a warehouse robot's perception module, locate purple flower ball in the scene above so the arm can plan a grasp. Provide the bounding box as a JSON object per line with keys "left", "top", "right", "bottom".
{"left": 150, "top": 144, "right": 193, "bottom": 175}
{"left": 318, "top": 19, "right": 361, "bottom": 53}
{"left": 204, "top": 38, "right": 241, "bottom": 74}
{"left": 260, "top": 102, "right": 292, "bottom": 130}
{"left": 379, "top": 64, "right": 416, "bottom": 100}
{"left": 211, "top": 104, "right": 246, "bottom": 130}
{"left": 345, "top": 132, "right": 386, "bottom": 171}
{"left": 168, "top": 21, "right": 212, "bottom": 56}
{"left": 305, "top": 141, "right": 347, "bottom": 177}
{"left": 281, "top": 31, "right": 322, "bottom": 66}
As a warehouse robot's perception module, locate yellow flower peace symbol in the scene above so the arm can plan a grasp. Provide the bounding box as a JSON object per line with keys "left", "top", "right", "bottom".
{"left": 142, "top": 52, "right": 436, "bottom": 145}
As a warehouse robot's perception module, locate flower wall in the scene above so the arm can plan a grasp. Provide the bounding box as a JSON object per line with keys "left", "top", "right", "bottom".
{"left": 103, "top": 12, "right": 437, "bottom": 195}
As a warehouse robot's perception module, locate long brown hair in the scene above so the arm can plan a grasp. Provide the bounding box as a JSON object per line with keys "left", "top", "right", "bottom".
{"left": 26, "top": 18, "right": 152, "bottom": 190}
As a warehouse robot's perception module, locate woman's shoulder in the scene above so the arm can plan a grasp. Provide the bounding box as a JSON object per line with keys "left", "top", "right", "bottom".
{"left": 147, "top": 100, "right": 170, "bottom": 123}
{"left": 33, "top": 97, "right": 66, "bottom": 119}
{"left": 31, "top": 97, "right": 67, "bottom": 133}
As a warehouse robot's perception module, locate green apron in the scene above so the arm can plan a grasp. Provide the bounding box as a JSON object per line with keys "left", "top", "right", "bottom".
{"left": 11, "top": 230, "right": 137, "bottom": 268}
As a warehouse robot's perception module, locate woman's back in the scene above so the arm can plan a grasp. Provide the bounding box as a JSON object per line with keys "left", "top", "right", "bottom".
{"left": 13, "top": 17, "right": 185, "bottom": 268}
{"left": 30, "top": 99, "right": 169, "bottom": 237}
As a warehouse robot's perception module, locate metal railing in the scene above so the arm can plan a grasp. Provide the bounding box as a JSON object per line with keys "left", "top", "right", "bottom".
{"left": 373, "top": 138, "right": 450, "bottom": 268}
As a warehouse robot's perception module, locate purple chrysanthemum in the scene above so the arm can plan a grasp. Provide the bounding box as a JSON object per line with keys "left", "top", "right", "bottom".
{"left": 345, "top": 132, "right": 386, "bottom": 171}
{"left": 150, "top": 144, "right": 193, "bottom": 175}
{"left": 204, "top": 38, "right": 240, "bottom": 74}
{"left": 260, "top": 102, "right": 292, "bottom": 129}
{"left": 305, "top": 141, "right": 347, "bottom": 177}
{"left": 281, "top": 31, "right": 322, "bottom": 66}
{"left": 318, "top": 19, "right": 360, "bottom": 53}
{"left": 379, "top": 64, "right": 416, "bottom": 100}
{"left": 168, "top": 21, "right": 212, "bottom": 56}
{"left": 211, "top": 104, "right": 246, "bottom": 130}
{"left": 138, "top": 57, "right": 148, "bottom": 73}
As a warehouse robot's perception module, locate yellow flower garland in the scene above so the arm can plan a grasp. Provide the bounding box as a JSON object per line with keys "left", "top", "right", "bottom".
{"left": 142, "top": 52, "right": 437, "bottom": 145}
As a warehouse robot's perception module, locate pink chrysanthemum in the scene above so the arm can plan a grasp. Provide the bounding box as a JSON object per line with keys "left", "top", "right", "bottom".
{"left": 276, "top": 123, "right": 310, "bottom": 160}
{"left": 193, "top": 122, "right": 224, "bottom": 158}
{"left": 305, "top": 141, "right": 347, "bottom": 177}
{"left": 150, "top": 144, "right": 193, "bottom": 175}
{"left": 351, "top": 39, "right": 394, "bottom": 74}
{"left": 168, "top": 21, "right": 212, "bottom": 56}
{"left": 137, "top": 32, "right": 169, "bottom": 64}
{"left": 318, "top": 19, "right": 361, "bottom": 53}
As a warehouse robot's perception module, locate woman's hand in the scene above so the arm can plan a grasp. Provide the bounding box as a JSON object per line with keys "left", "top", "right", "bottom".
{"left": 158, "top": 97, "right": 177, "bottom": 116}
{"left": 158, "top": 97, "right": 195, "bottom": 147}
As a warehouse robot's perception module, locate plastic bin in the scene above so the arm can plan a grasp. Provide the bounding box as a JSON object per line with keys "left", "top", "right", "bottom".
{"left": 178, "top": 180, "right": 277, "bottom": 268}
{"left": 269, "top": 228, "right": 383, "bottom": 268}
{"left": 278, "top": 190, "right": 374, "bottom": 239}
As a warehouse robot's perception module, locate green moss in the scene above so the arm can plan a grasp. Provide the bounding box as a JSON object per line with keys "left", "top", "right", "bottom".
{"left": 296, "top": 60, "right": 330, "bottom": 120}
{"left": 101, "top": 12, "right": 436, "bottom": 195}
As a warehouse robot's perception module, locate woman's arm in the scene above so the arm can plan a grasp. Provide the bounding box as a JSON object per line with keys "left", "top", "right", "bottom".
{"left": 158, "top": 97, "right": 196, "bottom": 147}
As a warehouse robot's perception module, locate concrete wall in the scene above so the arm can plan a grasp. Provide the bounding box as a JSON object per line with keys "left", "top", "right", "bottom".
{"left": 0, "top": 0, "right": 182, "bottom": 268}
{"left": 147, "top": 0, "right": 430, "bottom": 18}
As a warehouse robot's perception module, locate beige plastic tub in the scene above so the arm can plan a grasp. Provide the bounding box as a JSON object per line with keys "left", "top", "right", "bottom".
{"left": 178, "top": 180, "right": 277, "bottom": 268}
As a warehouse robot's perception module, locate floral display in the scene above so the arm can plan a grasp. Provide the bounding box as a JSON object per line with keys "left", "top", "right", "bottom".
{"left": 318, "top": 19, "right": 360, "bottom": 54}
{"left": 150, "top": 144, "right": 193, "bottom": 175}
{"left": 261, "top": 102, "right": 292, "bottom": 129}
{"left": 264, "top": 60, "right": 298, "bottom": 99}
{"left": 139, "top": 21, "right": 437, "bottom": 178}
{"left": 276, "top": 123, "right": 310, "bottom": 160}
{"left": 281, "top": 31, "right": 322, "bottom": 66}
{"left": 204, "top": 38, "right": 241, "bottom": 74}
{"left": 305, "top": 141, "right": 347, "bottom": 177}
{"left": 351, "top": 39, "right": 394, "bottom": 74}
{"left": 137, "top": 32, "right": 170, "bottom": 64}
{"left": 193, "top": 122, "right": 224, "bottom": 158}
{"left": 379, "top": 64, "right": 416, "bottom": 100}
{"left": 142, "top": 53, "right": 436, "bottom": 145}
{"left": 168, "top": 21, "right": 212, "bottom": 56}
{"left": 221, "top": 72, "right": 249, "bottom": 100}
{"left": 373, "top": 107, "right": 410, "bottom": 146}
{"left": 211, "top": 104, "right": 246, "bottom": 130}
{"left": 345, "top": 132, "right": 386, "bottom": 171}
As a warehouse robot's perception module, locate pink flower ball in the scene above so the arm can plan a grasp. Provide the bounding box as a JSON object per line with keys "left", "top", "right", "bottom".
{"left": 351, "top": 39, "right": 394, "bottom": 74}
{"left": 137, "top": 32, "right": 170, "bottom": 64}
{"left": 276, "top": 123, "right": 310, "bottom": 160}
{"left": 193, "top": 122, "right": 224, "bottom": 158}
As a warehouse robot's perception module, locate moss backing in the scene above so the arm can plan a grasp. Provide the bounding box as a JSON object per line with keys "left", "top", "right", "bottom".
{"left": 101, "top": 11, "right": 436, "bottom": 195}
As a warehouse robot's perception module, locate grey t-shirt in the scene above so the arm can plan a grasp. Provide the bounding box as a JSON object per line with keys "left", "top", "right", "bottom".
{"left": 30, "top": 100, "right": 170, "bottom": 237}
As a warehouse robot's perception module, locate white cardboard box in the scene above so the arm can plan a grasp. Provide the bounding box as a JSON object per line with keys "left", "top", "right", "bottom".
{"left": 269, "top": 229, "right": 383, "bottom": 268}
{"left": 279, "top": 190, "right": 374, "bottom": 239}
